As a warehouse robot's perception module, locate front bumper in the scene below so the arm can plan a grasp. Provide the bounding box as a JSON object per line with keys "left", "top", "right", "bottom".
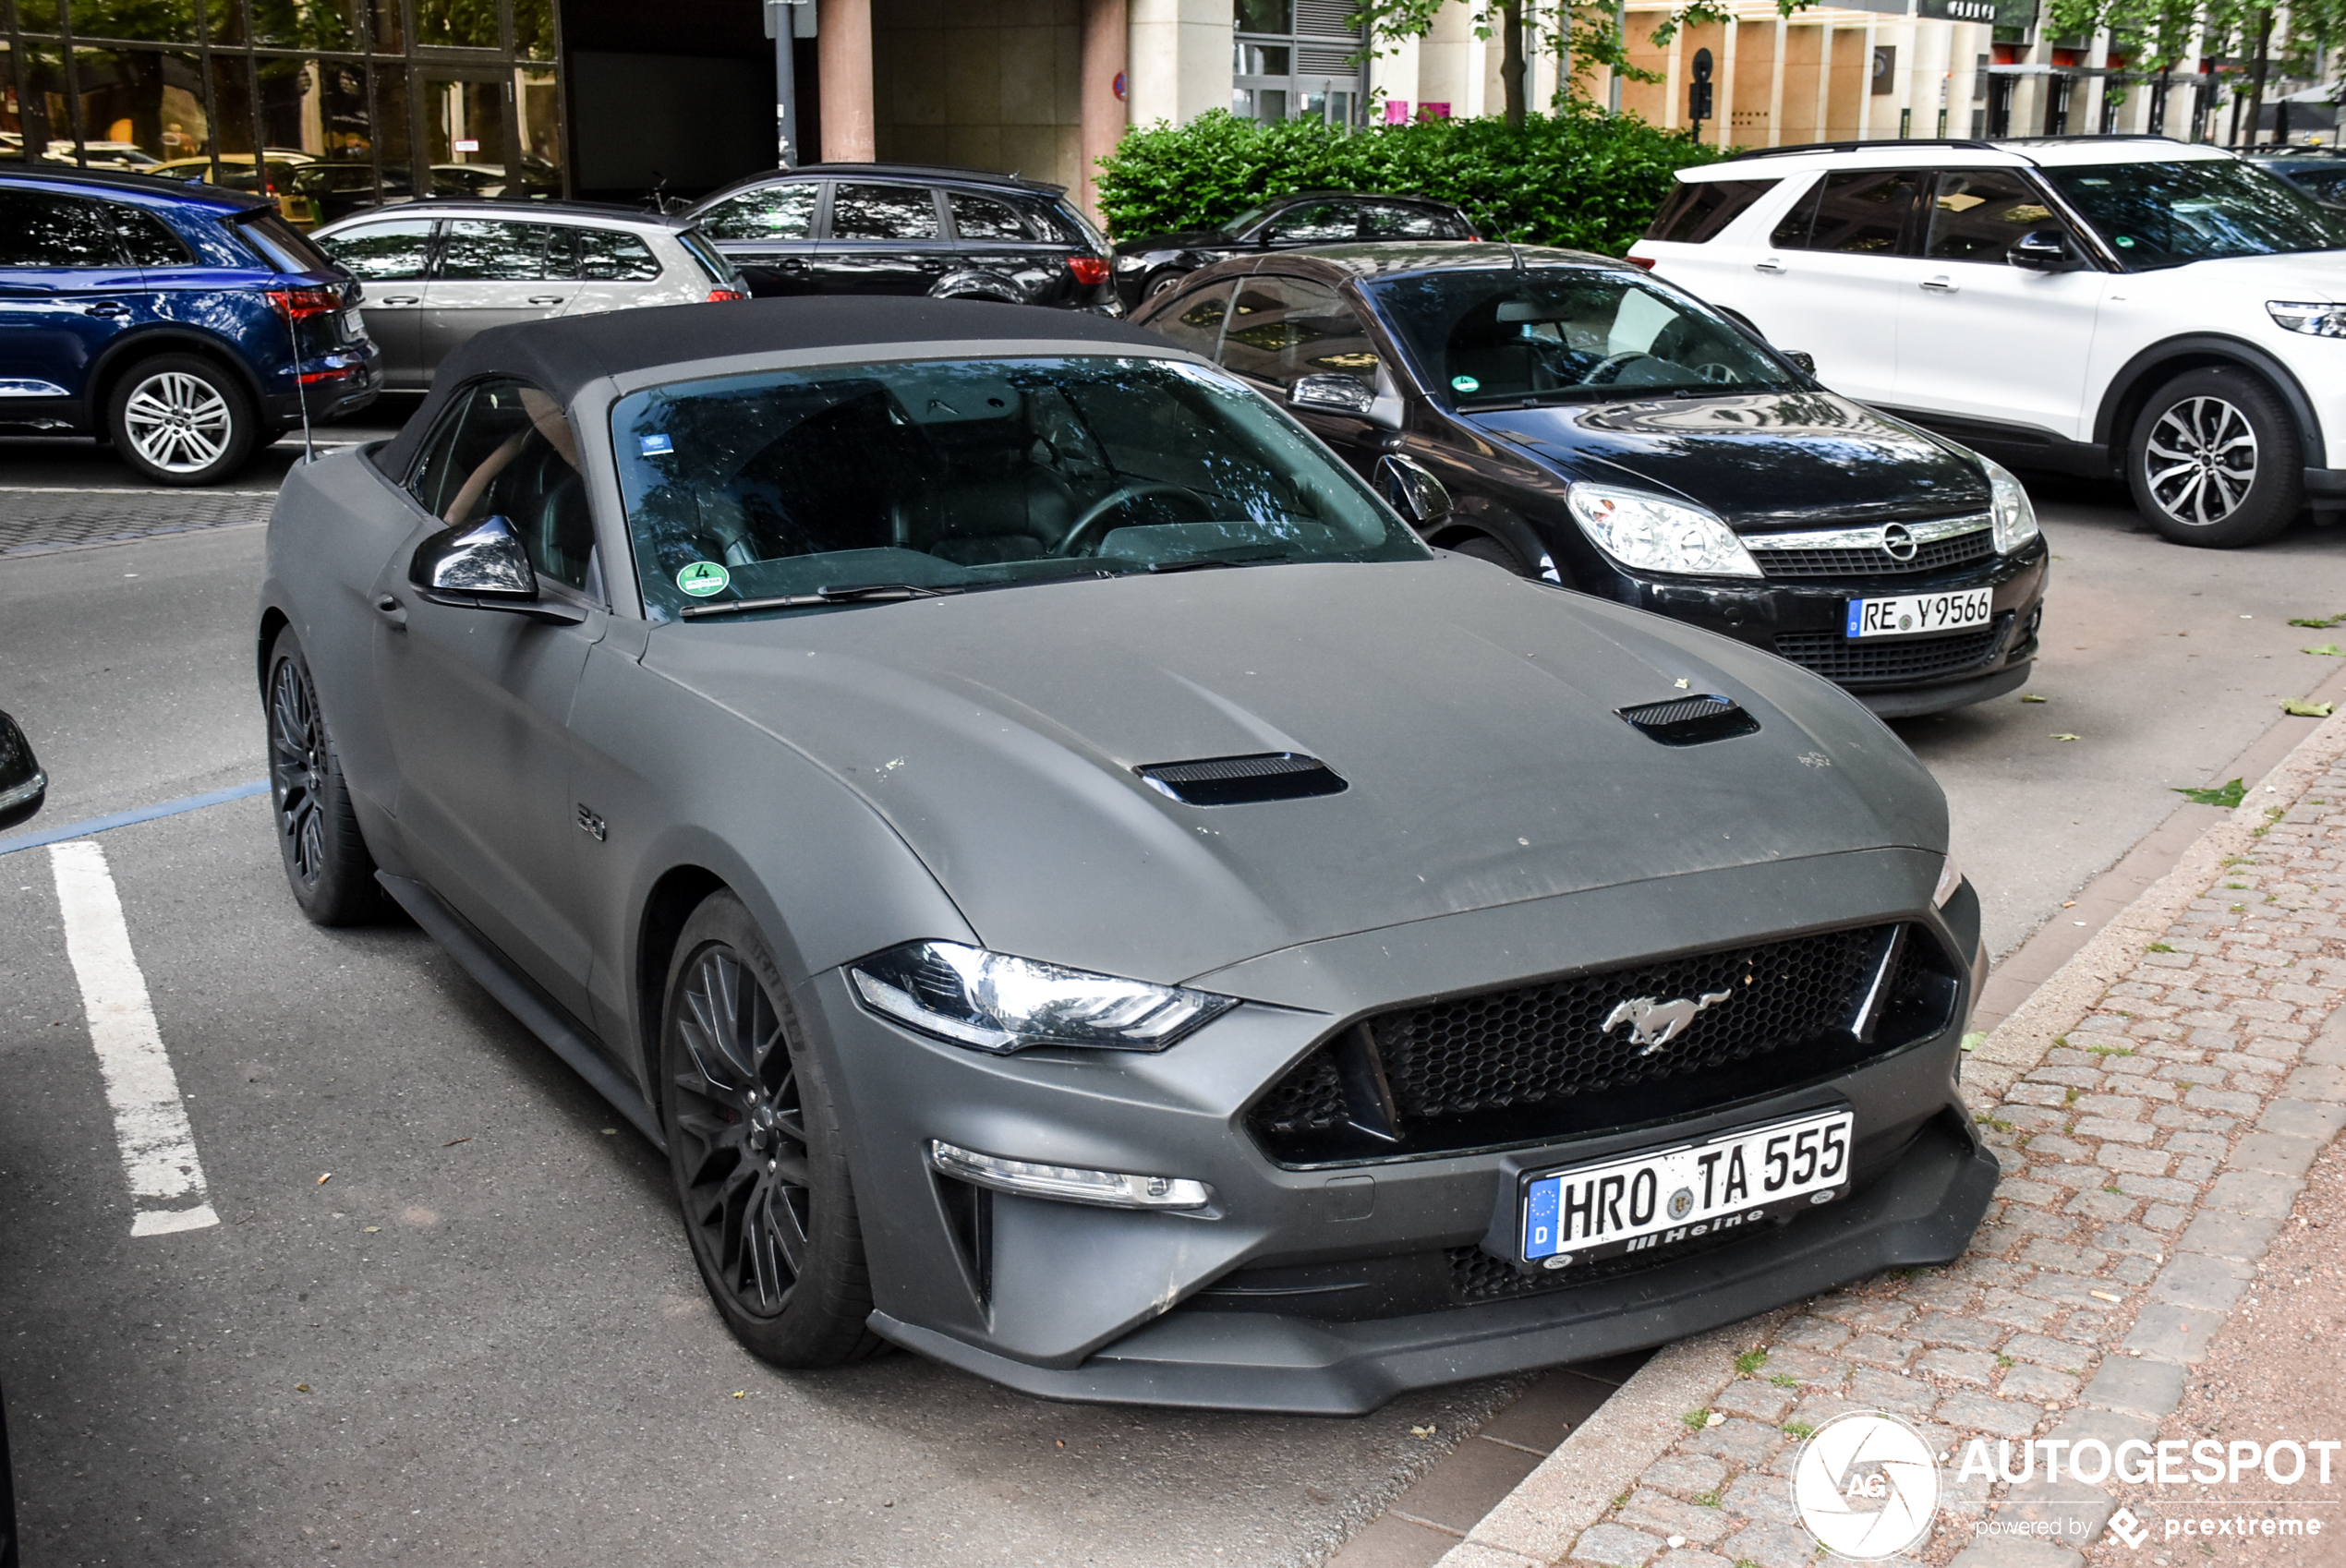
{"left": 804, "top": 850, "right": 1995, "bottom": 1413}
{"left": 1582, "top": 539, "right": 2049, "bottom": 713}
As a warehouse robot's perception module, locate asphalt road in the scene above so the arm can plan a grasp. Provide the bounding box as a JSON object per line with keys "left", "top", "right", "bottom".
{"left": 6, "top": 422, "right": 2346, "bottom": 1567}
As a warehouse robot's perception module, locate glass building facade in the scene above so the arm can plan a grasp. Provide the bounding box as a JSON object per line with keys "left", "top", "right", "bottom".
{"left": 1, "top": 0, "right": 564, "bottom": 223}
{"left": 1232, "top": 0, "right": 1369, "bottom": 127}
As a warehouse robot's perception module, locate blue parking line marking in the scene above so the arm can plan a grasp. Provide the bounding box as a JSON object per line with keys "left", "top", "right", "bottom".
{"left": 0, "top": 779, "right": 270, "bottom": 857}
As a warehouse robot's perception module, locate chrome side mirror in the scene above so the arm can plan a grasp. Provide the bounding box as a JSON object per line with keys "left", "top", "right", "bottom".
{"left": 0, "top": 709, "right": 46, "bottom": 833}
{"left": 408, "top": 514, "right": 584, "bottom": 624}
{"left": 2007, "top": 229, "right": 2074, "bottom": 271}
{"left": 1290, "top": 374, "right": 1377, "bottom": 416}
{"left": 1376, "top": 452, "right": 1452, "bottom": 528}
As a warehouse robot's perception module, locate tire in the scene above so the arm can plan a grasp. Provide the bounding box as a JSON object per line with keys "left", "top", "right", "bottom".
{"left": 660, "top": 890, "right": 884, "bottom": 1369}
{"left": 1449, "top": 532, "right": 1535, "bottom": 576}
{"left": 1143, "top": 269, "right": 1187, "bottom": 301}
{"left": 264, "top": 629, "right": 391, "bottom": 925}
{"left": 107, "top": 353, "right": 261, "bottom": 487}
{"left": 2126, "top": 368, "right": 2302, "bottom": 549}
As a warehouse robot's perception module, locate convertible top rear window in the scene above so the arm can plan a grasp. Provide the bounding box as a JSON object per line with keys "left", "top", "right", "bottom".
{"left": 611, "top": 355, "right": 1427, "bottom": 621}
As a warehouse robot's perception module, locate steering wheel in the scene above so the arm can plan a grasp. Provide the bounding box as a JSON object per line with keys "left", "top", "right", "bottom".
{"left": 1054, "top": 482, "right": 1211, "bottom": 556}
{"left": 1587, "top": 351, "right": 1658, "bottom": 385}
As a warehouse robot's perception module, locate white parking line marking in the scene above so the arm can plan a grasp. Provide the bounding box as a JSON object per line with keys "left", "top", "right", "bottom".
{"left": 48, "top": 839, "right": 218, "bottom": 1236}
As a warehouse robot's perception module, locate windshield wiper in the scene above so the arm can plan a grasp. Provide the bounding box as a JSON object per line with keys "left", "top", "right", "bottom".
{"left": 1144, "top": 548, "right": 1290, "bottom": 573}
{"left": 679, "top": 582, "right": 951, "bottom": 619}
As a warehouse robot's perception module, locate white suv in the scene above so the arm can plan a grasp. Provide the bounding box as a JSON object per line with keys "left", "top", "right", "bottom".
{"left": 1629, "top": 138, "right": 2346, "bottom": 549}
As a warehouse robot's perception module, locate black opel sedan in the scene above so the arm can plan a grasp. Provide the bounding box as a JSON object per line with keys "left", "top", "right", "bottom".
{"left": 1131, "top": 245, "right": 2051, "bottom": 718}
{"left": 1111, "top": 191, "right": 1477, "bottom": 311}
{"left": 685, "top": 163, "right": 1116, "bottom": 311}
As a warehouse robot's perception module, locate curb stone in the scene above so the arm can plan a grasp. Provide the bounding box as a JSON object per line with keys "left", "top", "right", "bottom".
{"left": 1424, "top": 706, "right": 2346, "bottom": 1568}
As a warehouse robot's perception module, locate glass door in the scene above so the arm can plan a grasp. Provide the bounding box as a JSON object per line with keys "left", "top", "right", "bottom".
{"left": 416, "top": 66, "right": 512, "bottom": 199}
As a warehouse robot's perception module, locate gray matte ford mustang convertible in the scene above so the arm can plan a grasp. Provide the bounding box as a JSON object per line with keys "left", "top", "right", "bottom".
{"left": 257, "top": 296, "right": 1997, "bottom": 1413}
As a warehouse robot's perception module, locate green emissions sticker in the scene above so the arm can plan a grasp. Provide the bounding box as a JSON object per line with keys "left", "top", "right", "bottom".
{"left": 1451, "top": 374, "right": 1481, "bottom": 393}
{"left": 676, "top": 561, "right": 731, "bottom": 597}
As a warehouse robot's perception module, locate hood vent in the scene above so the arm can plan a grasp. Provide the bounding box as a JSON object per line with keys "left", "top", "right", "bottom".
{"left": 1617, "top": 694, "right": 1760, "bottom": 746}
{"left": 1135, "top": 752, "right": 1348, "bottom": 806}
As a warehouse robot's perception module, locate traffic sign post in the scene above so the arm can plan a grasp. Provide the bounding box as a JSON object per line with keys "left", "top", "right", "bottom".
{"left": 1689, "top": 48, "right": 1713, "bottom": 143}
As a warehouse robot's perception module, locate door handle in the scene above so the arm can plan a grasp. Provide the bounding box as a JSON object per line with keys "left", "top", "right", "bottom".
{"left": 381, "top": 295, "right": 420, "bottom": 306}
{"left": 526, "top": 295, "right": 567, "bottom": 305}
{"left": 1919, "top": 275, "right": 1958, "bottom": 294}
{"left": 373, "top": 593, "right": 407, "bottom": 630}
{"left": 1753, "top": 258, "right": 1786, "bottom": 274}
{"left": 81, "top": 301, "right": 131, "bottom": 317}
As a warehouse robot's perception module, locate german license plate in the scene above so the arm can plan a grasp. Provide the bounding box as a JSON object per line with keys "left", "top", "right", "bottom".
{"left": 342, "top": 308, "right": 368, "bottom": 343}
{"left": 1845, "top": 588, "right": 1992, "bottom": 639}
{"left": 1519, "top": 1107, "right": 1853, "bottom": 1268}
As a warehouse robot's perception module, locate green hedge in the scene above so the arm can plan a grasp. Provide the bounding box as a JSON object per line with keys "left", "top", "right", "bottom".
{"left": 1094, "top": 107, "right": 1725, "bottom": 256}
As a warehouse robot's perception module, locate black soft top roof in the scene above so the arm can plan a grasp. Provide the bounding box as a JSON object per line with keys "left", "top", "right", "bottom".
{"left": 376, "top": 296, "right": 1167, "bottom": 474}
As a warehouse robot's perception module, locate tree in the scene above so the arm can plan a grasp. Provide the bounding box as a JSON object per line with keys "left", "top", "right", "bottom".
{"left": 2046, "top": 0, "right": 2346, "bottom": 144}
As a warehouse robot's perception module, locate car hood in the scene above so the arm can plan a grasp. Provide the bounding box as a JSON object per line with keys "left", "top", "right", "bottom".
{"left": 1462, "top": 391, "right": 1990, "bottom": 530}
{"left": 2149, "top": 247, "right": 2346, "bottom": 299}
{"left": 644, "top": 556, "right": 1946, "bottom": 988}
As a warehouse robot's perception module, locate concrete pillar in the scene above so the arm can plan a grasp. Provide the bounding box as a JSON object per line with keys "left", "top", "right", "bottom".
{"left": 1080, "top": 0, "right": 1127, "bottom": 220}
{"left": 818, "top": 0, "right": 877, "bottom": 161}
{"left": 1372, "top": 34, "right": 1422, "bottom": 121}
{"left": 1125, "top": 0, "right": 1228, "bottom": 127}
{"left": 1418, "top": 0, "right": 1482, "bottom": 118}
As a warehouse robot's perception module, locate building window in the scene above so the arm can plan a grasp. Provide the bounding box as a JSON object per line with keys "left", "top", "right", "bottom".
{"left": 1233, "top": 0, "right": 1367, "bottom": 127}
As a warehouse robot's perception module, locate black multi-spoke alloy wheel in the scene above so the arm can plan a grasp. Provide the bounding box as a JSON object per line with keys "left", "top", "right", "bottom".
{"left": 265, "top": 629, "right": 389, "bottom": 925}
{"left": 2127, "top": 368, "right": 2302, "bottom": 549}
{"left": 660, "top": 892, "right": 882, "bottom": 1367}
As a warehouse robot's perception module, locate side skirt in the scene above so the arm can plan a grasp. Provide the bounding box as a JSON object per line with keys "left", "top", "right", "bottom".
{"left": 376, "top": 872, "right": 666, "bottom": 1152}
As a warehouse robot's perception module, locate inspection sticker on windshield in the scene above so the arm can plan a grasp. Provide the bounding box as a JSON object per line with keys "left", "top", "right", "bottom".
{"left": 676, "top": 561, "right": 731, "bottom": 597}
{"left": 1520, "top": 1107, "right": 1852, "bottom": 1268}
{"left": 1845, "top": 588, "right": 1991, "bottom": 639}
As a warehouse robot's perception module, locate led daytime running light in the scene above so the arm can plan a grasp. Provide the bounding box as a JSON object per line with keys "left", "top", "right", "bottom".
{"left": 930, "top": 1140, "right": 1213, "bottom": 1210}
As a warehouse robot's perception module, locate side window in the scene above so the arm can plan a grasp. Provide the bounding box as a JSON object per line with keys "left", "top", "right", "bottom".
{"left": 1219, "top": 276, "right": 1380, "bottom": 388}
{"left": 108, "top": 205, "right": 195, "bottom": 266}
{"left": 1925, "top": 169, "right": 2062, "bottom": 263}
{"left": 829, "top": 184, "right": 941, "bottom": 241}
{"left": 1769, "top": 177, "right": 1824, "bottom": 248}
{"left": 1145, "top": 282, "right": 1235, "bottom": 358}
{"left": 567, "top": 227, "right": 662, "bottom": 281}
{"left": 699, "top": 184, "right": 818, "bottom": 242}
{"left": 949, "top": 193, "right": 1031, "bottom": 241}
{"left": 1646, "top": 178, "right": 1782, "bottom": 245}
{"left": 407, "top": 379, "right": 596, "bottom": 592}
{"left": 1264, "top": 201, "right": 1358, "bottom": 244}
{"left": 436, "top": 221, "right": 553, "bottom": 281}
{"left": 317, "top": 218, "right": 435, "bottom": 281}
{"left": 1801, "top": 169, "right": 1924, "bottom": 255}
{"left": 0, "top": 190, "right": 121, "bottom": 268}
{"left": 1360, "top": 201, "right": 1461, "bottom": 239}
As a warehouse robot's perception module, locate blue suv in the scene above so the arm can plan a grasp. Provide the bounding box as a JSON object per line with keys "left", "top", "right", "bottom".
{"left": 0, "top": 164, "right": 381, "bottom": 485}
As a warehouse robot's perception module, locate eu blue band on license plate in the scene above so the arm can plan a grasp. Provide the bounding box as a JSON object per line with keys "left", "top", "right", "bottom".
{"left": 1519, "top": 1107, "right": 1853, "bottom": 1267}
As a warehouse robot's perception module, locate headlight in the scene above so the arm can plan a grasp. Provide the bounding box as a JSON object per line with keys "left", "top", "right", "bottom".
{"left": 849, "top": 940, "right": 1236, "bottom": 1054}
{"left": 1933, "top": 854, "right": 1963, "bottom": 910}
{"left": 1566, "top": 484, "right": 1760, "bottom": 578}
{"left": 2267, "top": 300, "right": 2346, "bottom": 337}
{"left": 1981, "top": 455, "right": 2039, "bottom": 555}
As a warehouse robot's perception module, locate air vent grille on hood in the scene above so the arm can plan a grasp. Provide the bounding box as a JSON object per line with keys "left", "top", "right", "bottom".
{"left": 1616, "top": 694, "right": 1760, "bottom": 746}
{"left": 1135, "top": 753, "right": 1348, "bottom": 806}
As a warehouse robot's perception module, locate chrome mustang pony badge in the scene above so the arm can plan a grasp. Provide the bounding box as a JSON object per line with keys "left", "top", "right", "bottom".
{"left": 1602, "top": 991, "right": 1733, "bottom": 1055}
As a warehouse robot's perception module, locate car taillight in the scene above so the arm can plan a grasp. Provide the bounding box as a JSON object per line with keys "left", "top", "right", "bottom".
{"left": 1626, "top": 256, "right": 1657, "bottom": 271}
{"left": 707, "top": 286, "right": 746, "bottom": 302}
{"left": 265, "top": 285, "right": 339, "bottom": 320}
{"left": 1067, "top": 256, "right": 1109, "bottom": 286}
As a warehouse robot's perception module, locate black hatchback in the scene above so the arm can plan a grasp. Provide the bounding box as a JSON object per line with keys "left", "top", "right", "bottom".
{"left": 683, "top": 163, "right": 1115, "bottom": 311}
{"left": 1110, "top": 190, "right": 1476, "bottom": 311}
{"left": 1131, "top": 244, "right": 2050, "bottom": 718}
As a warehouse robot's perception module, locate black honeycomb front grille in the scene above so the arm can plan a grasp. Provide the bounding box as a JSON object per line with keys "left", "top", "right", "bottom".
{"left": 1774, "top": 616, "right": 2010, "bottom": 686}
{"left": 1247, "top": 923, "right": 1957, "bottom": 1165}
{"left": 1751, "top": 527, "right": 1996, "bottom": 580}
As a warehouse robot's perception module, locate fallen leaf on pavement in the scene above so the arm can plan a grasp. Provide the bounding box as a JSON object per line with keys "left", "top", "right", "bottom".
{"left": 362, "top": 1226, "right": 380, "bottom": 1234}
{"left": 2020, "top": 694, "right": 2048, "bottom": 703}
{"left": 2285, "top": 698, "right": 2337, "bottom": 718}
{"left": 2051, "top": 732, "right": 2079, "bottom": 742}
{"left": 1961, "top": 1031, "right": 1986, "bottom": 1053}
{"left": 2173, "top": 778, "right": 2246, "bottom": 808}
{"left": 732, "top": 1391, "right": 747, "bottom": 1399}
{"left": 1409, "top": 1425, "right": 1435, "bottom": 1439}
{"left": 296, "top": 1383, "right": 310, "bottom": 1393}
{"left": 2304, "top": 644, "right": 2346, "bottom": 657}
{"left": 2290, "top": 614, "right": 2346, "bottom": 628}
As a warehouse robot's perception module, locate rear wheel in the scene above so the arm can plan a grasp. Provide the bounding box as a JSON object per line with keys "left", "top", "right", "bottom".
{"left": 1143, "top": 269, "right": 1187, "bottom": 301}
{"left": 265, "top": 628, "right": 390, "bottom": 925}
{"left": 2126, "top": 368, "right": 2301, "bottom": 549}
{"left": 1448, "top": 532, "right": 1535, "bottom": 576}
{"left": 108, "top": 354, "right": 261, "bottom": 487}
{"left": 660, "top": 891, "right": 884, "bottom": 1368}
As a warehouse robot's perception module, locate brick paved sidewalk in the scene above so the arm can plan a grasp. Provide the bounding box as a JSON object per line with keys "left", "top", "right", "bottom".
{"left": 0, "top": 489, "right": 272, "bottom": 556}
{"left": 1431, "top": 727, "right": 2346, "bottom": 1568}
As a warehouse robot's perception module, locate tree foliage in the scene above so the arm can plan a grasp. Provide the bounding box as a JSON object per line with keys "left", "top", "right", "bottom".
{"left": 1094, "top": 106, "right": 1723, "bottom": 252}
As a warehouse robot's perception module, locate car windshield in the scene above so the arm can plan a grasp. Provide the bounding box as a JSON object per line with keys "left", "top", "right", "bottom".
{"left": 611, "top": 355, "right": 1428, "bottom": 622}
{"left": 1364, "top": 268, "right": 1799, "bottom": 406}
{"left": 2042, "top": 160, "right": 2342, "bottom": 269}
